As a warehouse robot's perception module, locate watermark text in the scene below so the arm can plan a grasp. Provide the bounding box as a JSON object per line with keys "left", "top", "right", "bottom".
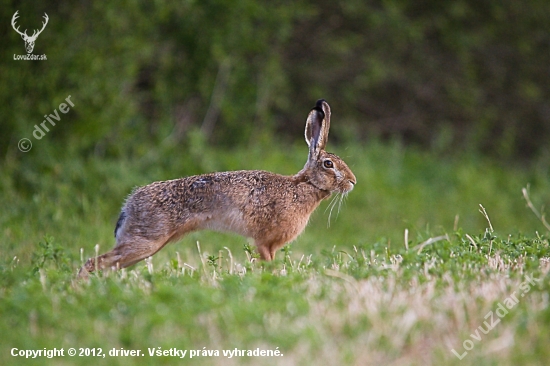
{"left": 18, "top": 95, "right": 75, "bottom": 152}
{"left": 451, "top": 274, "right": 541, "bottom": 360}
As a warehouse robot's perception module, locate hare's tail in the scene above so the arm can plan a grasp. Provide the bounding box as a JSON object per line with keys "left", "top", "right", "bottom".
{"left": 114, "top": 210, "right": 127, "bottom": 240}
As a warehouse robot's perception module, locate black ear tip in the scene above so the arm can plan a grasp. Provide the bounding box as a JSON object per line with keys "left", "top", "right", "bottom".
{"left": 312, "top": 99, "right": 326, "bottom": 118}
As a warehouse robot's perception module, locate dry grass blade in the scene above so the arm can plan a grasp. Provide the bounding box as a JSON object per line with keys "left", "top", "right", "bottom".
{"left": 413, "top": 235, "right": 450, "bottom": 254}
{"left": 479, "top": 204, "right": 494, "bottom": 232}
{"left": 522, "top": 186, "right": 550, "bottom": 232}
{"left": 465, "top": 234, "right": 478, "bottom": 249}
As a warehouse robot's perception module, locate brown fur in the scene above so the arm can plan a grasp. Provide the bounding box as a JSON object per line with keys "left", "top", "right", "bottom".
{"left": 79, "top": 100, "right": 356, "bottom": 277}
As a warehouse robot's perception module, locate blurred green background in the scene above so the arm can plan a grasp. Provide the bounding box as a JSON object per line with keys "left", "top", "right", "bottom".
{"left": 1, "top": 1, "right": 550, "bottom": 263}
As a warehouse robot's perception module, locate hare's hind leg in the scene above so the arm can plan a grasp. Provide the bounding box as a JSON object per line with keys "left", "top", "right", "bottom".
{"left": 78, "top": 236, "right": 171, "bottom": 278}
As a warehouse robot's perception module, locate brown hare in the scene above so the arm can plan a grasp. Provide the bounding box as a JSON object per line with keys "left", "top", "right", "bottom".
{"left": 79, "top": 99, "right": 356, "bottom": 277}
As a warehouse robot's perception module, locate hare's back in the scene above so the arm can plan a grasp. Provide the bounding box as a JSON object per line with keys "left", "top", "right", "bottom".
{"left": 126, "top": 170, "right": 295, "bottom": 216}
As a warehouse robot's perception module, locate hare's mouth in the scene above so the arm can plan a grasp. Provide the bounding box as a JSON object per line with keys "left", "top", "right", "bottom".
{"left": 340, "top": 179, "right": 355, "bottom": 193}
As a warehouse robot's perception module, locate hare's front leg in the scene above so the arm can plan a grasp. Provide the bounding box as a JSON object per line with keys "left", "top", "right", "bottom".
{"left": 255, "top": 239, "right": 286, "bottom": 261}
{"left": 78, "top": 236, "right": 171, "bottom": 278}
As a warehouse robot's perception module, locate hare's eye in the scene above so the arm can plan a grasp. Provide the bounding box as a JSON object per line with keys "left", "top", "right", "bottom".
{"left": 323, "top": 160, "right": 334, "bottom": 169}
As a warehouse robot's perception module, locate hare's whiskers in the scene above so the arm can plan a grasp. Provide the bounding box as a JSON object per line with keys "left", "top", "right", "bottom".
{"left": 334, "top": 193, "right": 346, "bottom": 219}
{"left": 337, "top": 192, "right": 348, "bottom": 216}
{"left": 326, "top": 193, "right": 341, "bottom": 227}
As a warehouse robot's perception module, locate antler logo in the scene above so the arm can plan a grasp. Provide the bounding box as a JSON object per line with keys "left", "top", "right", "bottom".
{"left": 12, "top": 10, "right": 49, "bottom": 54}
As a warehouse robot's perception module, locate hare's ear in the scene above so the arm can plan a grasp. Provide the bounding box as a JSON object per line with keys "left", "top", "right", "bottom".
{"left": 305, "top": 99, "right": 331, "bottom": 160}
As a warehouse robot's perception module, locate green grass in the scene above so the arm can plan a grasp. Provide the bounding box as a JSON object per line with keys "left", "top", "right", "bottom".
{"left": 1, "top": 140, "right": 550, "bottom": 365}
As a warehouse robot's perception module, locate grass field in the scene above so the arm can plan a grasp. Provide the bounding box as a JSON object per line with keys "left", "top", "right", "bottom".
{"left": 1, "top": 140, "right": 550, "bottom": 365}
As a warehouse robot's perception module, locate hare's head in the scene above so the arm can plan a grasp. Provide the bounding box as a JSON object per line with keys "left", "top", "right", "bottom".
{"left": 303, "top": 100, "right": 356, "bottom": 194}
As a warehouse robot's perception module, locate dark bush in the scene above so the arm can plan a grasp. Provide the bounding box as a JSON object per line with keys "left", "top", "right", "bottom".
{"left": 2, "top": 1, "right": 548, "bottom": 159}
